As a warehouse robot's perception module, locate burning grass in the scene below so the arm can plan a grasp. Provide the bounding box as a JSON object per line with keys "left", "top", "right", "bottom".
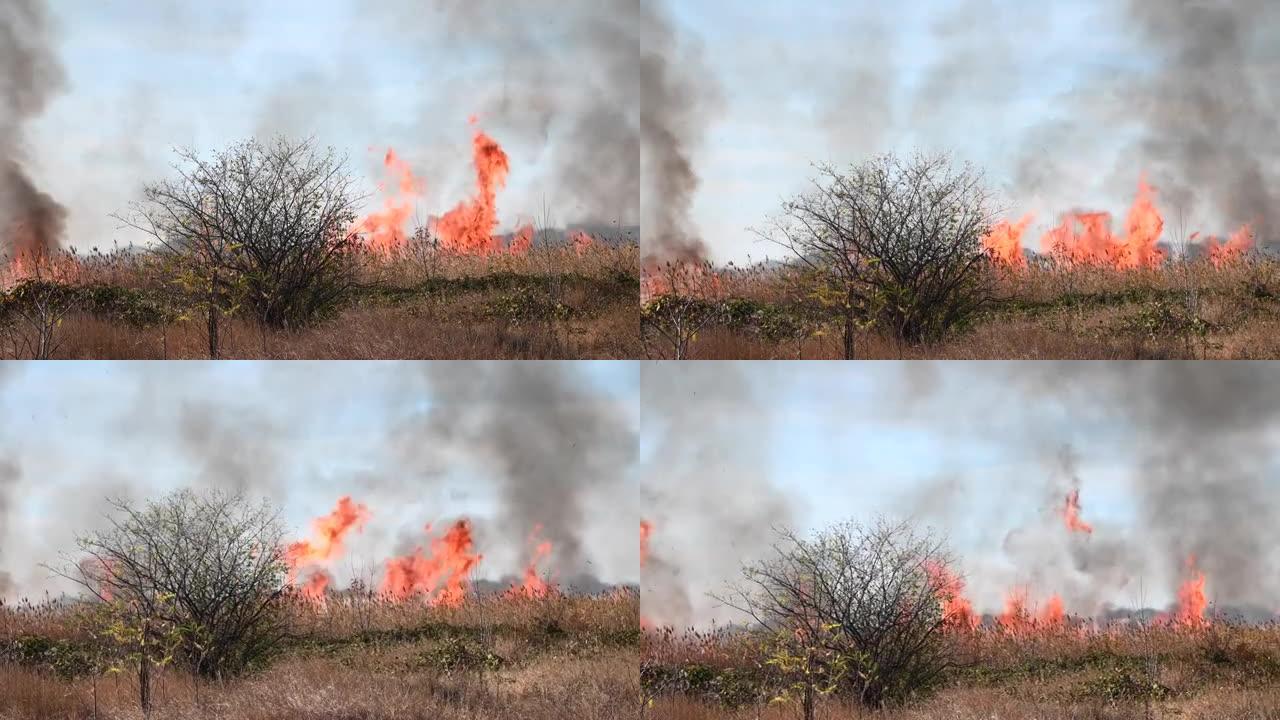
{"left": 0, "top": 237, "right": 639, "bottom": 359}
{"left": 642, "top": 619, "right": 1280, "bottom": 719}
{"left": 0, "top": 589, "right": 639, "bottom": 720}
{"left": 640, "top": 254, "right": 1280, "bottom": 359}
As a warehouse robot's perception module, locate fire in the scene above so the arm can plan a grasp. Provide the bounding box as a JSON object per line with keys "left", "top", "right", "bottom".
{"left": 924, "top": 561, "right": 979, "bottom": 631}
{"left": 998, "top": 587, "right": 1066, "bottom": 634}
{"left": 1059, "top": 489, "right": 1093, "bottom": 535}
{"left": 640, "top": 260, "right": 724, "bottom": 304}
{"left": 1170, "top": 555, "right": 1208, "bottom": 628}
{"left": 1206, "top": 224, "right": 1254, "bottom": 268}
{"left": 509, "top": 224, "right": 534, "bottom": 255}
{"left": 640, "top": 519, "right": 652, "bottom": 568}
{"left": 351, "top": 118, "right": 527, "bottom": 258}
{"left": 1042, "top": 178, "right": 1165, "bottom": 269}
{"left": 381, "top": 519, "right": 483, "bottom": 607}
{"left": 507, "top": 525, "right": 555, "bottom": 599}
{"left": 569, "top": 230, "right": 595, "bottom": 257}
{"left": 982, "top": 214, "right": 1033, "bottom": 268}
{"left": 987, "top": 176, "right": 1259, "bottom": 271}
{"left": 285, "top": 496, "right": 371, "bottom": 576}
{"left": 435, "top": 124, "right": 517, "bottom": 256}
{"left": 353, "top": 149, "right": 424, "bottom": 255}
{"left": 299, "top": 571, "right": 332, "bottom": 602}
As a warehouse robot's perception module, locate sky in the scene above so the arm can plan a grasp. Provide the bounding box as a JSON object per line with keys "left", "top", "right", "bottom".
{"left": 0, "top": 361, "right": 639, "bottom": 599}
{"left": 26, "top": 0, "right": 620, "bottom": 254}
{"left": 668, "top": 0, "right": 1276, "bottom": 262}
{"left": 641, "top": 362, "right": 1280, "bottom": 627}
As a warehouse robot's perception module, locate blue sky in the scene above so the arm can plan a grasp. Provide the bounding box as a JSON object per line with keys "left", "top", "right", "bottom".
{"left": 0, "top": 361, "right": 638, "bottom": 597}
{"left": 668, "top": 0, "right": 1161, "bottom": 262}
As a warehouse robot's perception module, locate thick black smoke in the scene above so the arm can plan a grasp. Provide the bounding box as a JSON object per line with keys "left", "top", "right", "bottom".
{"left": 0, "top": 0, "right": 67, "bottom": 263}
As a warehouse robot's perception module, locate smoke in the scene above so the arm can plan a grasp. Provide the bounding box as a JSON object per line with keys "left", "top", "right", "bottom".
{"left": 1015, "top": 363, "right": 1280, "bottom": 610}
{"left": 1119, "top": 0, "right": 1280, "bottom": 242}
{"left": 394, "top": 363, "right": 636, "bottom": 590}
{"left": 0, "top": 459, "right": 18, "bottom": 594}
{"left": 639, "top": 1, "right": 722, "bottom": 262}
{"left": 641, "top": 363, "right": 793, "bottom": 627}
{"left": 358, "top": 0, "right": 642, "bottom": 232}
{"left": 896, "top": 362, "right": 1280, "bottom": 613}
{"left": 0, "top": 0, "right": 67, "bottom": 263}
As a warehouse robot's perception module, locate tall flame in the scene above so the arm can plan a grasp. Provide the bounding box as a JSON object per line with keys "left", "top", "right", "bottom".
{"left": 924, "top": 561, "right": 978, "bottom": 631}
{"left": 1059, "top": 489, "right": 1094, "bottom": 535}
{"left": 435, "top": 125, "right": 514, "bottom": 256}
{"left": 507, "top": 525, "right": 555, "bottom": 599}
{"left": 1171, "top": 554, "right": 1208, "bottom": 628}
{"left": 982, "top": 214, "right": 1033, "bottom": 268}
{"left": 286, "top": 497, "right": 371, "bottom": 579}
{"left": 381, "top": 519, "right": 483, "bottom": 607}
{"left": 353, "top": 149, "right": 424, "bottom": 255}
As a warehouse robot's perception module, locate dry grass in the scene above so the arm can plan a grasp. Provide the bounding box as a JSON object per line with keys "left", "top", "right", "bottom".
{"left": 643, "top": 621, "right": 1280, "bottom": 720}
{"left": 0, "top": 241, "right": 639, "bottom": 360}
{"left": 650, "top": 257, "right": 1280, "bottom": 360}
{"left": 0, "top": 591, "right": 639, "bottom": 719}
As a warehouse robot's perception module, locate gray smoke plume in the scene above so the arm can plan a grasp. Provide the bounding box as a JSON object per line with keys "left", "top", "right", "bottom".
{"left": 639, "top": 0, "right": 721, "bottom": 262}
{"left": 1021, "top": 363, "right": 1280, "bottom": 610}
{"left": 0, "top": 459, "right": 19, "bottom": 594}
{"left": 641, "top": 363, "right": 793, "bottom": 627}
{"left": 0, "top": 0, "right": 67, "bottom": 263}
{"left": 887, "top": 362, "right": 1280, "bottom": 614}
{"left": 1119, "top": 0, "right": 1280, "bottom": 243}
{"left": 362, "top": 0, "right": 641, "bottom": 232}
{"left": 395, "top": 363, "right": 636, "bottom": 589}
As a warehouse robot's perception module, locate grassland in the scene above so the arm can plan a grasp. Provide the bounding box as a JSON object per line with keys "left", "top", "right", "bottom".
{"left": 642, "top": 621, "right": 1280, "bottom": 719}
{"left": 642, "top": 257, "right": 1280, "bottom": 360}
{"left": 0, "top": 240, "right": 640, "bottom": 360}
{"left": 1, "top": 590, "right": 639, "bottom": 719}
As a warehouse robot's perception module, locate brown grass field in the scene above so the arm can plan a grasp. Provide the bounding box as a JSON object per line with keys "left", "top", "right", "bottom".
{"left": 0, "top": 240, "right": 640, "bottom": 360}
{"left": 643, "top": 256, "right": 1280, "bottom": 360}
{"left": 642, "top": 621, "right": 1280, "bottom": 719}
{"left": 1, "top": 590, "right": 639, "bottom": 720}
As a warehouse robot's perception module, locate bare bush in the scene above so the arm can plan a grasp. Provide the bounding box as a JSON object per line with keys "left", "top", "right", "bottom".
{"left": 54, "top": 489, "right": 290, "bottom": 680}
{"left": 118, "top": 137, "right": 365, "bottom": 355}
{"left": 717, "top": 519, "right": 959, "bottom": 710}
{"left": 759, "top": 153, "right": 996, "bottom": 355}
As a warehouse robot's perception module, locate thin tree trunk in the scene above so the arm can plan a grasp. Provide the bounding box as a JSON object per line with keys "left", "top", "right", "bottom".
{"left": 207, "top": 273, "right": 219, "bottom": 360}
{"left": 842, "top": 292, "right": 856, "bottom": 361}
{"left": 139, "top": 655, "right": 151, "bottom": 716}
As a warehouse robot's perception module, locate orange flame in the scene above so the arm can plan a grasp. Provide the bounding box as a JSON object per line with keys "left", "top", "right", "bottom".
{"left": 435, "top": 126, "right": 514, "bottom": 256}
{"left": 999, "top": 588, "right": 1066, "bottom": 635}
{"left": 381, "top": 519, "right": 483, "bottom": 607}
{"left": 1059, "top": 489, "right": 1094, "bottom": 535}
{"left": 1171, "top": 554, "right": 1208, "bottom": 628}
{"left": 1042, "top": 178, "right": 1166, "bottom": 269}
{"left": 353, "top": 149, "right": 424, "bottom": 255}
{"left": 982, "top": 214, "right": 1033, "bottom": 268}
{"left": 1206, "top": 224, "right": 1254, "bottom": 268}
{"left": 569, "top": 230, "right": 596, "bottom": 257}
{"left": 640, "top": 519, "right": 653, "bottom": 568}
{"left": 285, "top": 496, "right": 370, "bottom": 583}
{"left": 507, "top": 525, "right": 555, "bottom": 599}
{"left": 299, "top": 570, "right": 332, "bottom": 603}
{"left": 924, "top": 561, "right": 979, "bottom": 631}
{"left": 509, "top": 224, "right": 534, "bottom": 255}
